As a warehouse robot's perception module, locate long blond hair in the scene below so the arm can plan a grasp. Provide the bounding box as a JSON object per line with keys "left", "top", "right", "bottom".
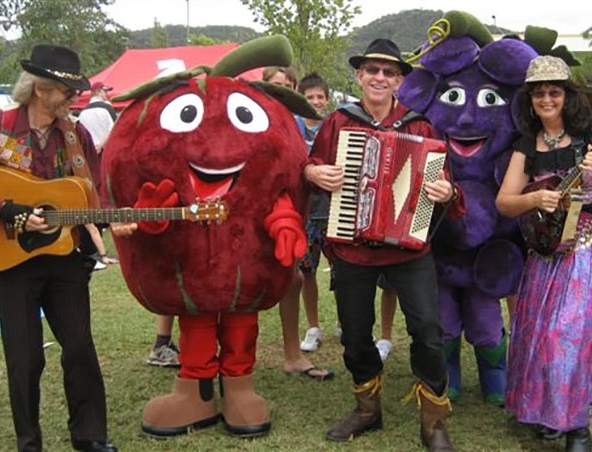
{"left": 12, "top": 72, "right": 56, "bottom": 105}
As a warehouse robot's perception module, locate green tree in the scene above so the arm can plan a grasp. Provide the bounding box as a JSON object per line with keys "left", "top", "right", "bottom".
{"left": 0, "top": 0, "right": 26, "bottom": 32}
{"left": 240, "top": 0, "right": 360, "bottom": 95}
{"left": 0, "top": 0, "right": 129, "bottom": 83}
{"left": 189, "top": 34, "right": 220, "bottom": 46}
{"left": 151, "top": 18, "right": 169, "bottom": 48}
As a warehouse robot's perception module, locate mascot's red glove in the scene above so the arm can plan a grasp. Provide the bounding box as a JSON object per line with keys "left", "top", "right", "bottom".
{"left": 133, "top": 179, "right": 179, "bottom": 234}
{"left": 263, "top": 193, "right": 307, "bottom": 267}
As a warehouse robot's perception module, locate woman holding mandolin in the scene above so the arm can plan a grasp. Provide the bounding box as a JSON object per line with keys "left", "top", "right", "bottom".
{"left": 496, "top": 55, "right": 592, "bottom": 451}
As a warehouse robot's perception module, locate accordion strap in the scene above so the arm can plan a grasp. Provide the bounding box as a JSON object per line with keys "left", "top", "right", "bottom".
{"left": 337, "top": 102, "right": 425, "bottom": 131}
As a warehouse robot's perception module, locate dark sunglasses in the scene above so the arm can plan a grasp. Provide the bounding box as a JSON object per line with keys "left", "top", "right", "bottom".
{"left": 530, "top": 88, "right": 565, "bottom": 99}
{"left": 54, "top": 85, "right": 81, "bottom": 100}
{"left": 363, "top": 65, "right": 403, "bottom": 78}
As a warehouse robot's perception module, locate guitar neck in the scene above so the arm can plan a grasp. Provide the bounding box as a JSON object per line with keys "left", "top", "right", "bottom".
{"left": 41, "top": 207, "right": 189, "bottom": 226}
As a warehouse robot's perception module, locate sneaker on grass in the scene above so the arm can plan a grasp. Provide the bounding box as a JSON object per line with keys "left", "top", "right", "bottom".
{"left": 93, "top": 260, "right": 107, "bottom": 271}
{"left": 147, "top": 341, "right": 181, "bottom": 368}
{"left": 375, "top": 339, "right": 393, "bottom": 362}
{"left": 300, "top": 327, "right": 323, "bottom": 352}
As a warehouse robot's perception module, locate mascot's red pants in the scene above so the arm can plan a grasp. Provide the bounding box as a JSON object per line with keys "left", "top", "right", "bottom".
{"left": 141, "top": 311, "right": 271, "bottom": 438}
{"left": 178, "top": 311, "right": 258, "bottom": 379}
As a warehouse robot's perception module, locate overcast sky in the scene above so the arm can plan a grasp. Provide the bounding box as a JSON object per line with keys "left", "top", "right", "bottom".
{"left": 103, "top": 0, "right": 591, "bottom": 35}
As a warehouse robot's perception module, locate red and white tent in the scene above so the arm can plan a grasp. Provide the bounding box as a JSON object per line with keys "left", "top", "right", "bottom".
{"left": 72, "top": 44, "right": 263, "bottom": 110}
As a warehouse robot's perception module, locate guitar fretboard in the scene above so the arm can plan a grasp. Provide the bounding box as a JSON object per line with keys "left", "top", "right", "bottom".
{"left": 41, "top": 207, "right": 215, "bottom": 226}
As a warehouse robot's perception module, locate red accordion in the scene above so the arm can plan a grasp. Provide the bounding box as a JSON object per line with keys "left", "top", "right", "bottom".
{"left": 327, "top": 127, "right": 447, "bottom": 250}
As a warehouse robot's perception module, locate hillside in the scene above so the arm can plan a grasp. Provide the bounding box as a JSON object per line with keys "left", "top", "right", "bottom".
{"left": 128, "top": 25, "right": 260, "bottom": 48}
{"left": 127, "top": 9, "right": 514, "bottom": 56}
{"left": 348, "top": 9, "right": 445, "bottom": 54}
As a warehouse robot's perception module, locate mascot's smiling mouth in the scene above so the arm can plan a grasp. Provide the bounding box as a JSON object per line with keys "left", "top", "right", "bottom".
{"left": 188, "top": 162, "right": 245, "bottom": 199}
{"left": 447, "top": 135, "right": 487, "bottom": 157}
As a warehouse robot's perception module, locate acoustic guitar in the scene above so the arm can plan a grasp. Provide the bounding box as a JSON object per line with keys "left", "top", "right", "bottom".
{"left": 0, "top": 166, "right": 228, "bottom": 271}
{"left": 518, "top": 165, "right": 583, "bottom": 256}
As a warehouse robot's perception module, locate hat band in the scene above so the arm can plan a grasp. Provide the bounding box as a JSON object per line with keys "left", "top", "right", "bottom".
{"left": 362, "top": 53, "right": 402, "bottom": 62}
{"left": 45, "top": 68, "right": 84, "bottom": 81}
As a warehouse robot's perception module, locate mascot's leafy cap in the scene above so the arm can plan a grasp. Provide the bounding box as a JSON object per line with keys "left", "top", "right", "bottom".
{"left": 406, "top": 10, "right": 493, "bottom": 65}
{"left": 113, "top": 35, "right": 320, "bottom": 120}
{"left": 525, "top": 55, "right": 570, "bottom": 82}
{"left": 349, "top": 39, "right": 413, "bottom": 75}
{"left": 522, "top": 25, "right": 581, "bottom": 67}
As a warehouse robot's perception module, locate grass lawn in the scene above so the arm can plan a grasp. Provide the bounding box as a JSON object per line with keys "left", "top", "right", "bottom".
{"left": 0, "top": 233, "right": 569, "bottom": 451}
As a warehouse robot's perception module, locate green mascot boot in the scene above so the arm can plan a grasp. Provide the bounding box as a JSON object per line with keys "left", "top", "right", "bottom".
{"left": 474, "top": 331, "right": 507, "bottom": 406}
{"left": 443, "top": 337, "right": 462, "bottom": 402}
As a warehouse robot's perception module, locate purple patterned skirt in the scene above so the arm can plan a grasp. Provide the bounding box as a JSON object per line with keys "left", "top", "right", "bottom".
{"left": 506, "top": 212, "right": 592, "bottom": 431}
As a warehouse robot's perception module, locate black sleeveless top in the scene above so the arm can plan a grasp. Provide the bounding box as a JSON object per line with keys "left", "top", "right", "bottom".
{"left": 513, "top": 133, "right": 592, "bottom": 213}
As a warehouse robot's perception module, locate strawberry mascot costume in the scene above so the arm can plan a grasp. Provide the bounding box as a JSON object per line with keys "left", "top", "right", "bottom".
{"left": 101, "top": 36, "right": 318, "bottom": 438}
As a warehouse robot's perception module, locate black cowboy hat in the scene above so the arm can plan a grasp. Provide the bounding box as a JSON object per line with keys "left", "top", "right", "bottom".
{"left": 20, "top": 44, "right": 90, "bottom": 91}
{"left": 349, "top": 38, "right": 413, "bottom": 75}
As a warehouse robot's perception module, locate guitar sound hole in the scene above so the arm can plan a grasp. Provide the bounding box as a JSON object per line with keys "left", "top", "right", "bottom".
{"left": 36, "top": 204, "right": 61, "bottom": 233}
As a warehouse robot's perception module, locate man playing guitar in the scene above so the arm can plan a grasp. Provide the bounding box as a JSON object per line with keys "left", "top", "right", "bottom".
{"left": 0, "top": 44, "right": 117, "bottom": 452}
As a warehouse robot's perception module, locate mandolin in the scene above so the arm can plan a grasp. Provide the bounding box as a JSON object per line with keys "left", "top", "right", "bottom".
{"left": 518, "top": 165, "right": 583, "bottom": 256}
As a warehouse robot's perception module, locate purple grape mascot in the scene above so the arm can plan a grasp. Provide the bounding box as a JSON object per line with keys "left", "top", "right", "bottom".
{"left": 398, "top": 11, "right": 565, "bottom": 404}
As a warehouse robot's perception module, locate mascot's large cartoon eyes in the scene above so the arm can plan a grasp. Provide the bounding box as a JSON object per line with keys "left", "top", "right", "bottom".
{"left": 438, "top": 87, "right": 466, "bottom": 106}
{"left": 227, "top": 92, "right": 269, "bottom": 133}
{"left": 476, "top": 88, "right": 507, "bottom": 108}
{"left": 160, "top": 93, "right": 205, "bottom": 132}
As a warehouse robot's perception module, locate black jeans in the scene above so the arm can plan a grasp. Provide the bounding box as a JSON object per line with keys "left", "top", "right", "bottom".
{"left": 0, "top": 252, "right": 108, "bottom": 451}
{"left": 333, "top": 252, "right": 447, "bottom": 395}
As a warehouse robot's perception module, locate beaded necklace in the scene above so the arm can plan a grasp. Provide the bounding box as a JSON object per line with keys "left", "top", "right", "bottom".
{"left": 542, "top": 128, "right": 566, "bottom": 150}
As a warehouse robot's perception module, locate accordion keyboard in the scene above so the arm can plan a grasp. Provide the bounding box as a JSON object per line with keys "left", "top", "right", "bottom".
{"left": 327, "top": 129, "right": 368, "bottom": 242}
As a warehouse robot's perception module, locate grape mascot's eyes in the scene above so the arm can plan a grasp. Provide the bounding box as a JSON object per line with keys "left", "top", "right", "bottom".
{"left": 477, "top": 89, "right": 506, "bottom": 107}
{"left": 439, "top": 87, "right": 466, "bottom": 106}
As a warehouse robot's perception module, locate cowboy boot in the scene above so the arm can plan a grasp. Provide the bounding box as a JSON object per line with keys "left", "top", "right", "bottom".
{"left": 220, "top": 374, "right": 271, "bottom": 438}
{"left": 566, "top": 427, "right": 591, "bottom": 452}
{"left": 141, "top": 376, "right": 219, "bottom": 438}
{"left": 408, "top": 380, "right": 455, "bottom": 451}
{"left": 326, "top": 373, "right": 383, "bottom": 442}
{"left": 474, "top": 331, "right": 507, "bottom": 406}
{"left": 443, "top": 337, "right": 462, "bottom": 402}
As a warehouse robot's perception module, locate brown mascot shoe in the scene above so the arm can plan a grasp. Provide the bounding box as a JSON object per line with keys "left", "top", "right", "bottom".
{"left": 220, "top": 374, "right": 271, "bottom": 437}
{"left": 142, "top": 376, "right": 219, "bottom": 437}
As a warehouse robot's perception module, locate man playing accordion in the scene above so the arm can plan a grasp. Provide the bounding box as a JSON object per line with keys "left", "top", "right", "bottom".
{"left": 303, "top": 38, "right": 464, "bottom": 451}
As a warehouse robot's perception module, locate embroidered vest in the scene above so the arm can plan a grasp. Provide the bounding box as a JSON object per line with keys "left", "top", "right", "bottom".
{"left": 0, "top": 107, "right": 33, "bottom": 171}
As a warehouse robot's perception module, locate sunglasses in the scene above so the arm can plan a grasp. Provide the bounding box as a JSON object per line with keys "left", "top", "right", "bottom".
{"left": 54, "top": 84, "right": 81, "bottom": 100}
{"left": 530, "top": 88, "right": 565, "bottom": 99}
{"left": 362, "top": 65, "right": 403, "bottom": 78}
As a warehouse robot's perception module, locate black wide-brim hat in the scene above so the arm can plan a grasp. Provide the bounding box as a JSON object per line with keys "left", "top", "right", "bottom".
{"left": 349, "top": 38, "right": 413, "bottom": 75}
{"left": 21, "top": 44, "right": 90, "bottom": 91}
